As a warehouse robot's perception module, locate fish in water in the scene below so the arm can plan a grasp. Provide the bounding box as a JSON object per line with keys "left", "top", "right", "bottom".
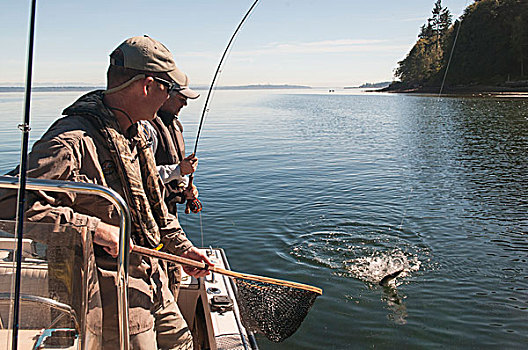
{"left": 379, "top": 269, "right": 404, "bottom": 287}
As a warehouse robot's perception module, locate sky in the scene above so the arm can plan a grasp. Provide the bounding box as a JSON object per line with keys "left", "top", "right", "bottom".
{"left": 0, "top": 0, "right": 471, "bottom": 88}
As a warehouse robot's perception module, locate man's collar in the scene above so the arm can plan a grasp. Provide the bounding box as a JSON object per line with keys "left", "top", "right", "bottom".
{"left": 157, "top": 110, "right": 177, "bottom": 124}
{"left": 126, "top": 123, "right": 139, "bottom": 139}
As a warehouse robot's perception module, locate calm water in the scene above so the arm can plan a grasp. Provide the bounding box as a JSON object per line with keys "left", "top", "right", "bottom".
{"left": 1, "top": 89, "right": 527, "bottom": 349}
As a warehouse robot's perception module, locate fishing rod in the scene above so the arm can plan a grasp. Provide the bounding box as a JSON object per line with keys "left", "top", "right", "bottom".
{"left": 186, "top": 0, "right": 260, "bottom": 214}
{"left": 12, "top": 0, "right": 37, "bottom": 349}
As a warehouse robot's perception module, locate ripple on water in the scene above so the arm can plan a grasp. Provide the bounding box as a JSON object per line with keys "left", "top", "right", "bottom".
{"left": 290, "top": 230, "right": 429, "bottom": 286}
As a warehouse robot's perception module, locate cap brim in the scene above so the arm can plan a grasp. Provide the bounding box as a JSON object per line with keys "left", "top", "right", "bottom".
{"left": 167, "top": 68, "right": 188, "bottom": 87}
{"left": 178, "top": 87, "right": 200, "bottom": 99}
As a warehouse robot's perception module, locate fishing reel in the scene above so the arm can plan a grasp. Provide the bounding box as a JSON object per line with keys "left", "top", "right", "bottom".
{"left": 184, "top": 174, "right": 202, "bottom": 214}
{"left": 186, "top": 197, "right": 202, "bottom": 214}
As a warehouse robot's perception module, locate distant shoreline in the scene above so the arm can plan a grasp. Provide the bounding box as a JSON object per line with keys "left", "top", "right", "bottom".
{"left": 376, "top": 84, "right": 528, "bottom": 98}
{"left": 345, "top": 82, "right": 391, "bottom": 89}
{"left": 215, "top": 84, "right": 311, "bottom": 90}
{"left": 0, "top": 86, "right": 102, "bottom": 92}
{"left": 0, "top": 84, "right": 312, "bottom": 93}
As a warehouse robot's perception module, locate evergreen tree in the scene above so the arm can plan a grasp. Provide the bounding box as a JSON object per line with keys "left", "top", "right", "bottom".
{"left": 391, "top": 0, "right": 528, "bottom": 89}
{"left": 445, "top": 0, "right": 528, "bottom": 85}
{"left": 394, "top": 0, "right": 451, "bottom": 87}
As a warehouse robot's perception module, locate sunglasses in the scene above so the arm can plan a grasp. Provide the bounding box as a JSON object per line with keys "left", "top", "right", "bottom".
{"left": 151, "top": 76, "right": 182, "bottom": 95}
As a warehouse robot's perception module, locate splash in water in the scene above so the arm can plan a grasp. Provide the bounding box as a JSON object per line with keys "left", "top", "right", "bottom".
{"left": 290, "top": 230, "right": 427, "bottom": 324}
{"left": 343, "top": 249, "right": 421, "bottom": 325}
{"left": 343, "top": 249, "right": 420, "bottom": 287}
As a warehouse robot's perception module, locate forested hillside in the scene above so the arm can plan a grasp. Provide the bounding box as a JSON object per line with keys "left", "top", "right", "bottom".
{"left": 388, "top": 0, "right": 528, "bottom": 91}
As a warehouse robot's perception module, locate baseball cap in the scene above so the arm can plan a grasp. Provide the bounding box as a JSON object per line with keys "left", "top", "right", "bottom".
{"left": 110, "top": 35, "right": 199, "bottom": 98}
{"left": 178, "top": 86, "right": 200, "bottom": 99}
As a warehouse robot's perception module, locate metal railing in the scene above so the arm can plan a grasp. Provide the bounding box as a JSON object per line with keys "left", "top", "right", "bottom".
{"left": 0, "top": 176, "right": 131, "bottom": 349}
{"left": 0, "top": 293, "right": 81, "bottom": 333}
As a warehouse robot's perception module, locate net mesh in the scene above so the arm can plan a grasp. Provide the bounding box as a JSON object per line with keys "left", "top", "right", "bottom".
{"left": 215, "top": 334, "right": 249, "bottom": 349}
{"left": 232, "top": 278, "right": 319, "bottom": 342}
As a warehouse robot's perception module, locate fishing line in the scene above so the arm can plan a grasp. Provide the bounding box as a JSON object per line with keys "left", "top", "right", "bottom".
{"left": 388, "top": 3, "right": 468, "bottom": 285}
{"left": 388, "top": 2, "right": 469, "bottom": 286}
{"left": 199, "top": 211, "right": 204, "bottom": 247}
{"left": 397, "top": 3, "right": 467, "bottom": 230}
{"left": 438, "top": 0, "right": 469, "bottom": 98}
{"left": 397, "top": 188, "right": 414, "bottom": 233}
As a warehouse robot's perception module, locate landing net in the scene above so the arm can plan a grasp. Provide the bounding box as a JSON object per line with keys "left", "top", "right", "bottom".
{"left": 232, "top": 278, "right": 320, "bottom": 342}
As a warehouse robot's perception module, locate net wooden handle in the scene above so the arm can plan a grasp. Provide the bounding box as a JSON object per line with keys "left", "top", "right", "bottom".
{"left": 131, "top": 246, "right": 323, "bottom": 295}
{"left": 132, "top": 245, "right": 205, "bottom": 269}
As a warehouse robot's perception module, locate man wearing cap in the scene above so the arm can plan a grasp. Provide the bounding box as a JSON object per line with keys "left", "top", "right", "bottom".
{"left": 140, "top": 84, "right": 201, "bottom": 216}
{"left": 16, "top": 35, "right": 210, "bottom": 349}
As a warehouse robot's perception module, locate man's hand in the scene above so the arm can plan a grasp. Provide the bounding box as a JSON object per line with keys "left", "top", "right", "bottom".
{"left": 180, "top": 246, "right": 214, "bottom": 278}
{"left": 93, "top": 221, "right": 134, "bottom": 258}
{"left": 180, "top": 153, "right": 198, "bottom": 175}
{"left": 183, "top": 183, "right": 199, "bottom": 200}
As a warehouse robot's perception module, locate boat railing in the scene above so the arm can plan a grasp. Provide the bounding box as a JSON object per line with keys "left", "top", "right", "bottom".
{"left": 0, "top": 175, "right": 131, "bottom": 349}
{"left": 0, "top": 293, "right": 80, "bottom": 333}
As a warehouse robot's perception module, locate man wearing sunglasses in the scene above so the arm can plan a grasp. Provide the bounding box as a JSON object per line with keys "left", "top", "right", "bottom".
{"left": 140, "top": 81, "right": 201, "bottom": 216}
{"left": 11, "top": 35, "right": 211, "bottom": 349}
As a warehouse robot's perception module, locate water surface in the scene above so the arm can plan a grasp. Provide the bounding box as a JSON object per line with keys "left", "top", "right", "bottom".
{"left": 1, "top": 89, "right": 527, "bottom": 349}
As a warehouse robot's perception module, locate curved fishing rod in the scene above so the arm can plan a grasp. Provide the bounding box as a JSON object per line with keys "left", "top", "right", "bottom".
{"left": 186, "top": 0, "right": 260, "bottom": 214}
{"left": 12, "top": 0, "right": 37, "bottom": 349}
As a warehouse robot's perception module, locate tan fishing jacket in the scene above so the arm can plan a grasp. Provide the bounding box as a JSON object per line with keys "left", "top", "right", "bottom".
{"left": 2, "top": 91, "right": 193, "bottom": 336}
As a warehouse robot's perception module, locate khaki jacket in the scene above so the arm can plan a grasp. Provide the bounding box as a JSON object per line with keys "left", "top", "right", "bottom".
{"left": 2, "top": 91, "right": 193, "bottom": 335}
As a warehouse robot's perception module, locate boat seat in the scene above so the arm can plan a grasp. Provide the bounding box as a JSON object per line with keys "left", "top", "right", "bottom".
{"left": 0, "top": 258, "right": 50, "bottom": 329}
